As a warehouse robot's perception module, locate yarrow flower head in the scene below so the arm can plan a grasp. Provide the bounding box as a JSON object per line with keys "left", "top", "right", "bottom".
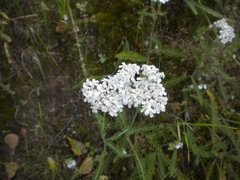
{"left": 82, "top": 63, "right": 168, "bottom": 118}
{"left": 152, "top": 0, "right": 170, "bottom": 4}
{"left": 211, "top": 18, "right": 235, "bottom": 45}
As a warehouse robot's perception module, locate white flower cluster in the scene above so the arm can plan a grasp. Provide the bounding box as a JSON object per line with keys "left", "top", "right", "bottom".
{"left": 65, "top": 158, "right": 77, "bottom": 169}
{"left": 175, "top": 142, "right": 183, "bottom": 150}
{"left": 82, "top": 63, "right": 168, "bottom": 118}
{"left": 212, "top": 18, "right": 235, "bottom": 45}
{"left": 152, "top": 0, "right": 170, "bottom": 4}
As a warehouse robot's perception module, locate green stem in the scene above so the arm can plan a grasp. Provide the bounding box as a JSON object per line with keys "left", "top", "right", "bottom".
{"left": 146, "top": 9, "right": 157, "bottom": 64}
{"left": 131, "top": 108, "right": 140, "bottom": 126}
{"left": 94, "top": 114, "right": 107, "bottom": 180}
{"left": 126, "top": 137, "right": 146, "bottom": 180}
{"left": 119, "top": 114, "right": 145, "bottom": 180}
{"left": 198, "top": 0, "right": 211, "bottom": 25}
{"left": 37, "top": 101, "right": 45, "bottom": 139}
{"left": 93, "top": 145, "right": 107, "bottom": 180}
{"left": 119, "top": 112, "right": 128, "bottom": 128}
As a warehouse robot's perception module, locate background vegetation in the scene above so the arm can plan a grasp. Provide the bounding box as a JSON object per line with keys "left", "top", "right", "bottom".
{"left": 0, "top": 0, "right": 240, "bottom": 179}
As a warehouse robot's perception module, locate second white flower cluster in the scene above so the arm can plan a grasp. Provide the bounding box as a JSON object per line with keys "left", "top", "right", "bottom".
{"left": 212, "top": 18, "right": 235, "bottom": 45}
{"left": 82, "top": 63, "right": 168, "bottom": 118}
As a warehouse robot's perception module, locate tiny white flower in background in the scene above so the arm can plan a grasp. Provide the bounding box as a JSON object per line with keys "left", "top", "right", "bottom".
{"left": 152, "top": 0, "right": 170, "bottom": 4}
{"left": 230, "top": 95, "right": 235, "bottom": 100}
{"left": 122, "top": 149, "right": 127, "bottom": 156}
{"left": 232, "top": 54, "right": 236, "bottom": 60}
{"left": 198, "top": 84, "right": 207, "bottom": 90}
{"left": 65, "top": 158, "right": 77, "bottom": 169}
{"left": 63, "top": 14, "right": 69, "bottom": 22}
{"left": 81, "top": 63, "right": 168, "bottom": 118}
{"left": 175, "top": 142, "right": 183, "bottom": 150}
{"left": 211, "top": 18, "right": 235, "bottom": 45}
{"left": 189, "top": 84, "right": 194, "bottom": 89}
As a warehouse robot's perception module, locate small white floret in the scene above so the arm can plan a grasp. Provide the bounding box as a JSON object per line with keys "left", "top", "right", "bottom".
{"left": 175, "top": 142, "right": 183, "bottom": 150}
{"left": 152, "top": 0, "right": 170, "bottom": 4}
{"left": 65, "top": 159, "right": 77, "bottom": 169}
{"left": 198, "top": 84, "right": 207, "bottom": 90}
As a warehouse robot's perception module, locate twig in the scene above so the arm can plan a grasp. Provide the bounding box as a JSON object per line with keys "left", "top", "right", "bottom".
{"left": 9, "top": 14, "right": 38, "bottom": 21}
{"left": 67, "top": 0, "right": 87, "bottom": 77}
{"left": 46, "top": 117, "right": 74, "bottom": 151}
